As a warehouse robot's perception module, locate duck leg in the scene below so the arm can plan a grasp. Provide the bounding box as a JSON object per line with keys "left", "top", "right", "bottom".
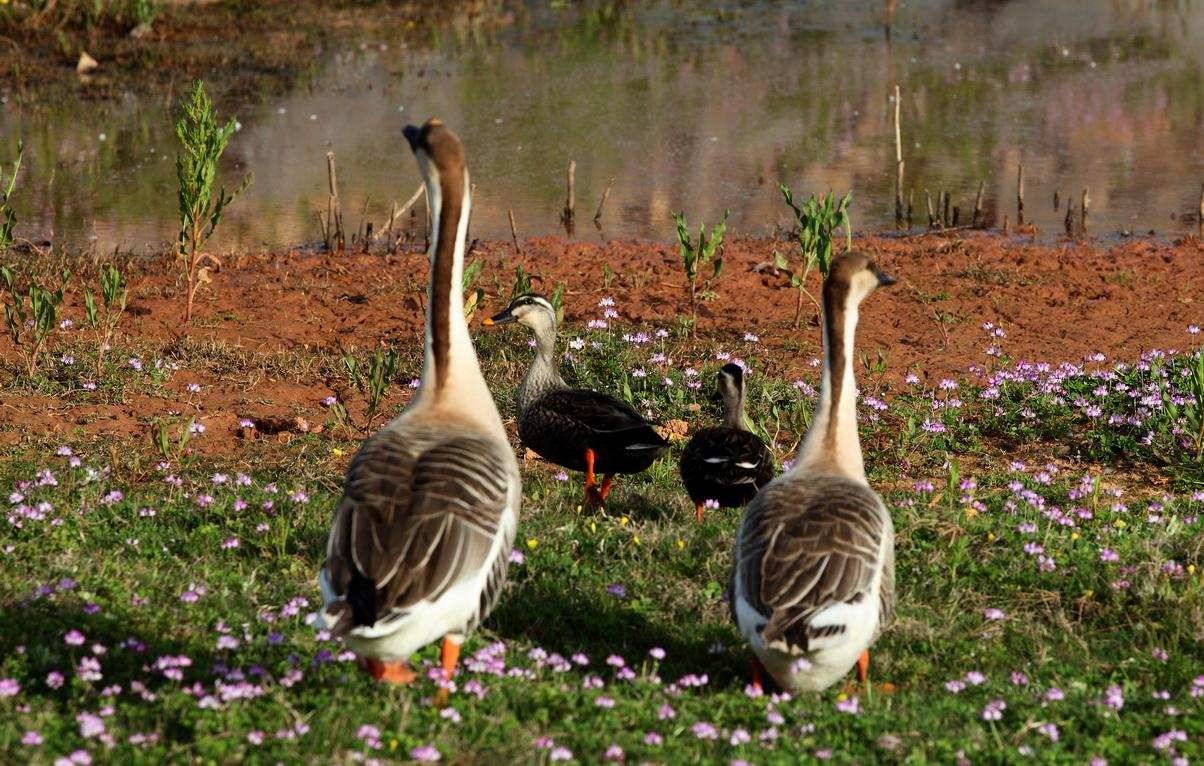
{"left": 598, "top": 474, "right": 615, "bottom": 501}
{"left": 856, "top": 649, "right": 870, "bottom": 684}
{"left": 359, "top": 656, "right": 416, "bottom": 685}
{"left": 694, "top": 501, "right": 705, "bottom": 522}
{"left": 584, "top": 448, "right": 605, "bottom": 507}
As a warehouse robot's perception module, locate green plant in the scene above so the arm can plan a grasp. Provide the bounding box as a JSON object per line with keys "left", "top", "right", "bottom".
{"left": 83, "top": 264, "right": 129, "bottom": 377}
{"left": 343, "top": 347, "right": 399, "bottom": 432}
{"left": 154, "top": 416, "right": 196, "bottom": 463}
{"left": 0, "top": 140, "right": 22, "bottom": 252}
{"left": 1, "top": 265, "right": 69, "bottom": 378}
{"left": 174, "top": 80, "right": 250, "bottom": 323}
{"left": 1162, "top": 350, "right": 1204, "bottom": 461}
{"left": 510, "top": 264, "right": 533, "bottom": 300}
{"left": 778, "top": 185, "right": 852, "bottom": 327}
{"left": 129, "top": 0, "right": 157, "bottom": 26}
{"left": 549, "top": 282, "right": 567, "bottom": 323}
{"left": 671, "top": 209, "right": 729, "bottom": 336}
{"left": 462, "top": 259, "right": 484, "bottom": 322}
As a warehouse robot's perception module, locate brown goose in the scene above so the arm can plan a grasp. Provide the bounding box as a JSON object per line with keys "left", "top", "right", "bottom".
{"left": 730, "top": 252, "right": 896, "bottom": 693}
{"left": 484, "top": 294, "right": 668, "bottom": 507}
{"left": 679, "top": 363, "right": 775, "bottom": 521}
{"left": 317, "top": 119, "right": 521, "bottom": 687}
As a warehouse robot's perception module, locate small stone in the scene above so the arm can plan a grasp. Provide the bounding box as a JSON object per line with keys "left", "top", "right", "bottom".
{"left": 76, "top": 52, "right": 99, "bottom": 74}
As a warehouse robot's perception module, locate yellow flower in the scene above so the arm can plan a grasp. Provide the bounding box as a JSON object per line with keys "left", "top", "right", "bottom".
{"left": 526, "top": 538, "right": 539, "bottom": 550}
{"left": 676, "top": 539, "right": 685, "bottom": 550}
{"left": 632, "top": 535, "right": 641, "bottom": 546}
{"left": 390, "top": 739, "right": 398, "bottom": 751}
{"left": 1114, "top": 519, "right": 1127, "bottom": 529}
{"left": 619, "top": 515, "right": 630, "bottom": 527}
{"left": 1070, "top": 532, "right": 1080, "bottom": 541}
{"left": 986, "top": 532, "right": 996, "bottom": 542}
{"left": 1189, "top": 564, "right": 1197, "bottom": 575}
{"left": 589, "top": 521, "right": 597, "bottom": 533}
{"left": 332, "top": 447, "right": 345, "bottom": 457}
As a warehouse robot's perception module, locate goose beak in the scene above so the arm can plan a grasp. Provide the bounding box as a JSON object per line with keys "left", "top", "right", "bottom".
{"left": 875, "top": 269, "right": 897, "bottom": 288}
{"left": 402, "top": 124, "right": 421, "bottom": 152}
{"left": 484, "top": 308, "right": 516, "bottom": 327}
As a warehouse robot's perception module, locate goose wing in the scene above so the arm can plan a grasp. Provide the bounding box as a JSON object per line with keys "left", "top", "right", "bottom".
{"left": 734, "top": 475, "right": 893, "bottom": 651}
{"left": 681, "top": 427, "right": 775, "bottom": 495}
{"left": 322, "top": 427, "right": 517, "bottom": 636}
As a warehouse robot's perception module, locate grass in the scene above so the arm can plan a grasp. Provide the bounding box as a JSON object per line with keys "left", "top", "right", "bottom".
{"left": 1, "top": 306, "right": 1203, "bottom": 764}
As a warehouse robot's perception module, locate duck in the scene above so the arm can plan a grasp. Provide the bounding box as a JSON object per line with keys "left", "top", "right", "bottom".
{"left": 729, "top": 251, "right": 896, "bottom": 693}
{"left": 317, "top": 119, "right": 521, "bottom": 687}
{"left": 484, "top": 294, "right": 668, "bottom": 507}
{"left": 679, "top": 363, "right": 775, "bottom": 522}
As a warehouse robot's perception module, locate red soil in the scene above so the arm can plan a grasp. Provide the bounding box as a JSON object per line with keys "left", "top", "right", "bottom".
{"left": 3, "top": 232, "right": 1202, "bottom": 455}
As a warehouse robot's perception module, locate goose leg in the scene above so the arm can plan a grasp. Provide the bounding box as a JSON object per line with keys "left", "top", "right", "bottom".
{"left": 598, "top": 474, "right": 615, "bottom": 501}
{"left": 694, "top": 501, "right": 705, "bottom": 522}
{"left": 856, "top": 650, "right": 870, "bottom": 684}
{"left": 584, "top": 448, "right": 604, "bottom": 507}
{"left": 434, "top": 634, "right": 462, "bottom": 707}
{"left": 750, "top": 655, "right": 766, "bottom": 694}
{"left": 359, "top": 656, "right": 416, "bottom": 685}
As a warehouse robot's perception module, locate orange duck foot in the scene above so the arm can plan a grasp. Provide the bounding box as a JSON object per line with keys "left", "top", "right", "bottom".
{"left": 358, "top": 657, "right": 417, "bottom": 685}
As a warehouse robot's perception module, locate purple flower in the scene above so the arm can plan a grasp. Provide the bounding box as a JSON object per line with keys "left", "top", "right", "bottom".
{"left": 691, "top": 722, "right": 718, "bottom": 740}
{"left": 648, "top": 647, "right": 665, "bottom": 660}
{"left": 46, "top": 671, "right": 65, "bottom": 689}
{"left": 981, "top": 699, "right": 1006, "bottom": 721}
{"left": 606, "top": 584, "right": 626, "bottom": 599}
{"left": 0, "top": 678, "right": 20, "bottom": 697}
{"left": 1104, "top": 685, "right": 1124, "bottom": 710}
{"left": 984, "top": 608, "right": 1006, "bottom": 621}
{"left": 643, "top": 732, "right": 663, "bottom": 746}
{"left": 65, "top": 630, "right": 86, "bottom": 646}
{"left": 410, "top": 745, "right": 441, "bottom": 762}
{"left": 21, "top": 731, "right": 42, "bottom": 746}
{"left": 835, "top": 696, "right": 860, "bottom": 714}
{"left": 549, "top": 746, "right": 573, "bottom": 762}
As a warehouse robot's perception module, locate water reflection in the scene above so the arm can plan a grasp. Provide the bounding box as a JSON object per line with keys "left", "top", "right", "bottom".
{"left": 2, "top": 0, "right": 1201, "bottom": 253}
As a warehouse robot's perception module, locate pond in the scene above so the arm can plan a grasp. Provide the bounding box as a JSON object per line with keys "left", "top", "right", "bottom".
{"left": 2, "top": 0, "right": 1202, "bottom": 253}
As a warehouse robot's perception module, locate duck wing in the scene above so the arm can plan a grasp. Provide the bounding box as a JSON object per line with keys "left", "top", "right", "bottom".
{"left": 734, "top": 475, "right": 894, "bottom": 652}
{"left": 528, "top": 388, "right": 668, "bottom": 450}
{"left": 681, "top": 427, "right": 775, "bottom": 499}
{"left": 321, "top": 427, "right": 518, "bottom": 636}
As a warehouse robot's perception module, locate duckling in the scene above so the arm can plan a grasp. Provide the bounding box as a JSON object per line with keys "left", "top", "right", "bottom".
{"left": 680, "top": 363, "right": 775, "bottom": 522}
{"left": 485, "top": 294, "right": 668, "bottom": 507}
{"left": 730, "top": 252, "right": 896, "bottom": 693}
{"left": 318, "top": 119, "right": 521, "bottom": 687}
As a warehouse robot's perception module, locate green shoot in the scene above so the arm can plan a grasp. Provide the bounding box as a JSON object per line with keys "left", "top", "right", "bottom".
{"left": 462, "top": 259, "right": 484, "bottom": 322}
{"left": 672, "top": 209, "right": 729, "bottom": 336}
{"left": 1, "top": 265, "right": 69, "bottom": 379}
{"left": 549, "top": 282, "right": 567, "bottom": 324}
{"left": 175, "top": 80, "right": 250, "bottom": 323}
{"left": 343, "top": 348, "right": 399, "bottom": 433}
{"left": 779, "top": 185, "right": 852, "bottom": 326}
{"left": 510, "top": 264, "right": 533, "bottom": 300}
{"left": 83, "top": 264, "right": 129, "bottom": 378}
{"left": 0, "top": 140, "right": 23, "bottom": 252}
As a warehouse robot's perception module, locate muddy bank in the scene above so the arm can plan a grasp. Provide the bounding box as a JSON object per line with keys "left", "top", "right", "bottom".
{"left": 103, "top": 231, "right": 1204, "bottom": 373}
{"left": 3, "top": 232, "right": 1204, "bottom": 457}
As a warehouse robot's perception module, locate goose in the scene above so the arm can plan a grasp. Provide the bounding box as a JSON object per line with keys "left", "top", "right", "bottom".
{"left": 679, "top": 363, "right": 775, "bottom": 522}
{"left": 730, "top": 252, "right": 896, "bottom": 693}
{"left": 484, "top": 294, "right": 668, "bottom": 507}
{"left": 317, "top": 119, "right": 521, "bottom": 687}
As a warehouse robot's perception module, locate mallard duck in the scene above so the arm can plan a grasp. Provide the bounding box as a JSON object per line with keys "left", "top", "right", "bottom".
{"left": 730, "top": 252, "right": 896, "bottom": 693}
{"left": 680, "top": 363, "right": 775, "bottom": 522}
{"left": 317, "top": 119, "right": 521, "bottom": 687}
{"left": 484, "top": 294, "right": 668, "bottom": 507}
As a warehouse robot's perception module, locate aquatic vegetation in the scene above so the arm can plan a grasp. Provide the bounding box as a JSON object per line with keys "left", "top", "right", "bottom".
{"left": 672, "top": 209, "right": 729, "bottom": 336}
{"left": 173, "top": 81, "right": 250, "bottom": 323}
{"left": 82, "top": 264, "right": 128, "bottom": 378}
{"left": 1, "top": 264, "right": 69, "bottom": 378}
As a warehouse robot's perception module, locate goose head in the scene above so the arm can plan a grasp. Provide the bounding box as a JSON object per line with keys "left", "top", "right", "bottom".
{"left": 484, "top": 293, "right": 557, "bottom": 338}
{"left": 824, "top": 251, "right": 895, "bottom": 308}
{"left": 403, "top": 117, "right": 469, "bottom": 263}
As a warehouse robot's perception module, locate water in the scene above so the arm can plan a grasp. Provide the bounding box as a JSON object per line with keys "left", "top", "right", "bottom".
{"left": 3, "top": 0, "right": 1202, "bottom": 253}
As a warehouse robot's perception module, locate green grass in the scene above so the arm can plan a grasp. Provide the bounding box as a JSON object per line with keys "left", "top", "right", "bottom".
{"left": 1, "top": 318, "right": 1203, "bottom": 764}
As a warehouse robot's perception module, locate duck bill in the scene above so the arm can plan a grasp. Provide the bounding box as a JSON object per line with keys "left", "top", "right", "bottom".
{"left": 875, "top": 269, "right": 897, "bottom": 288}
{"left": 484, "top": 309, "right": 516, "bottom": 327}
